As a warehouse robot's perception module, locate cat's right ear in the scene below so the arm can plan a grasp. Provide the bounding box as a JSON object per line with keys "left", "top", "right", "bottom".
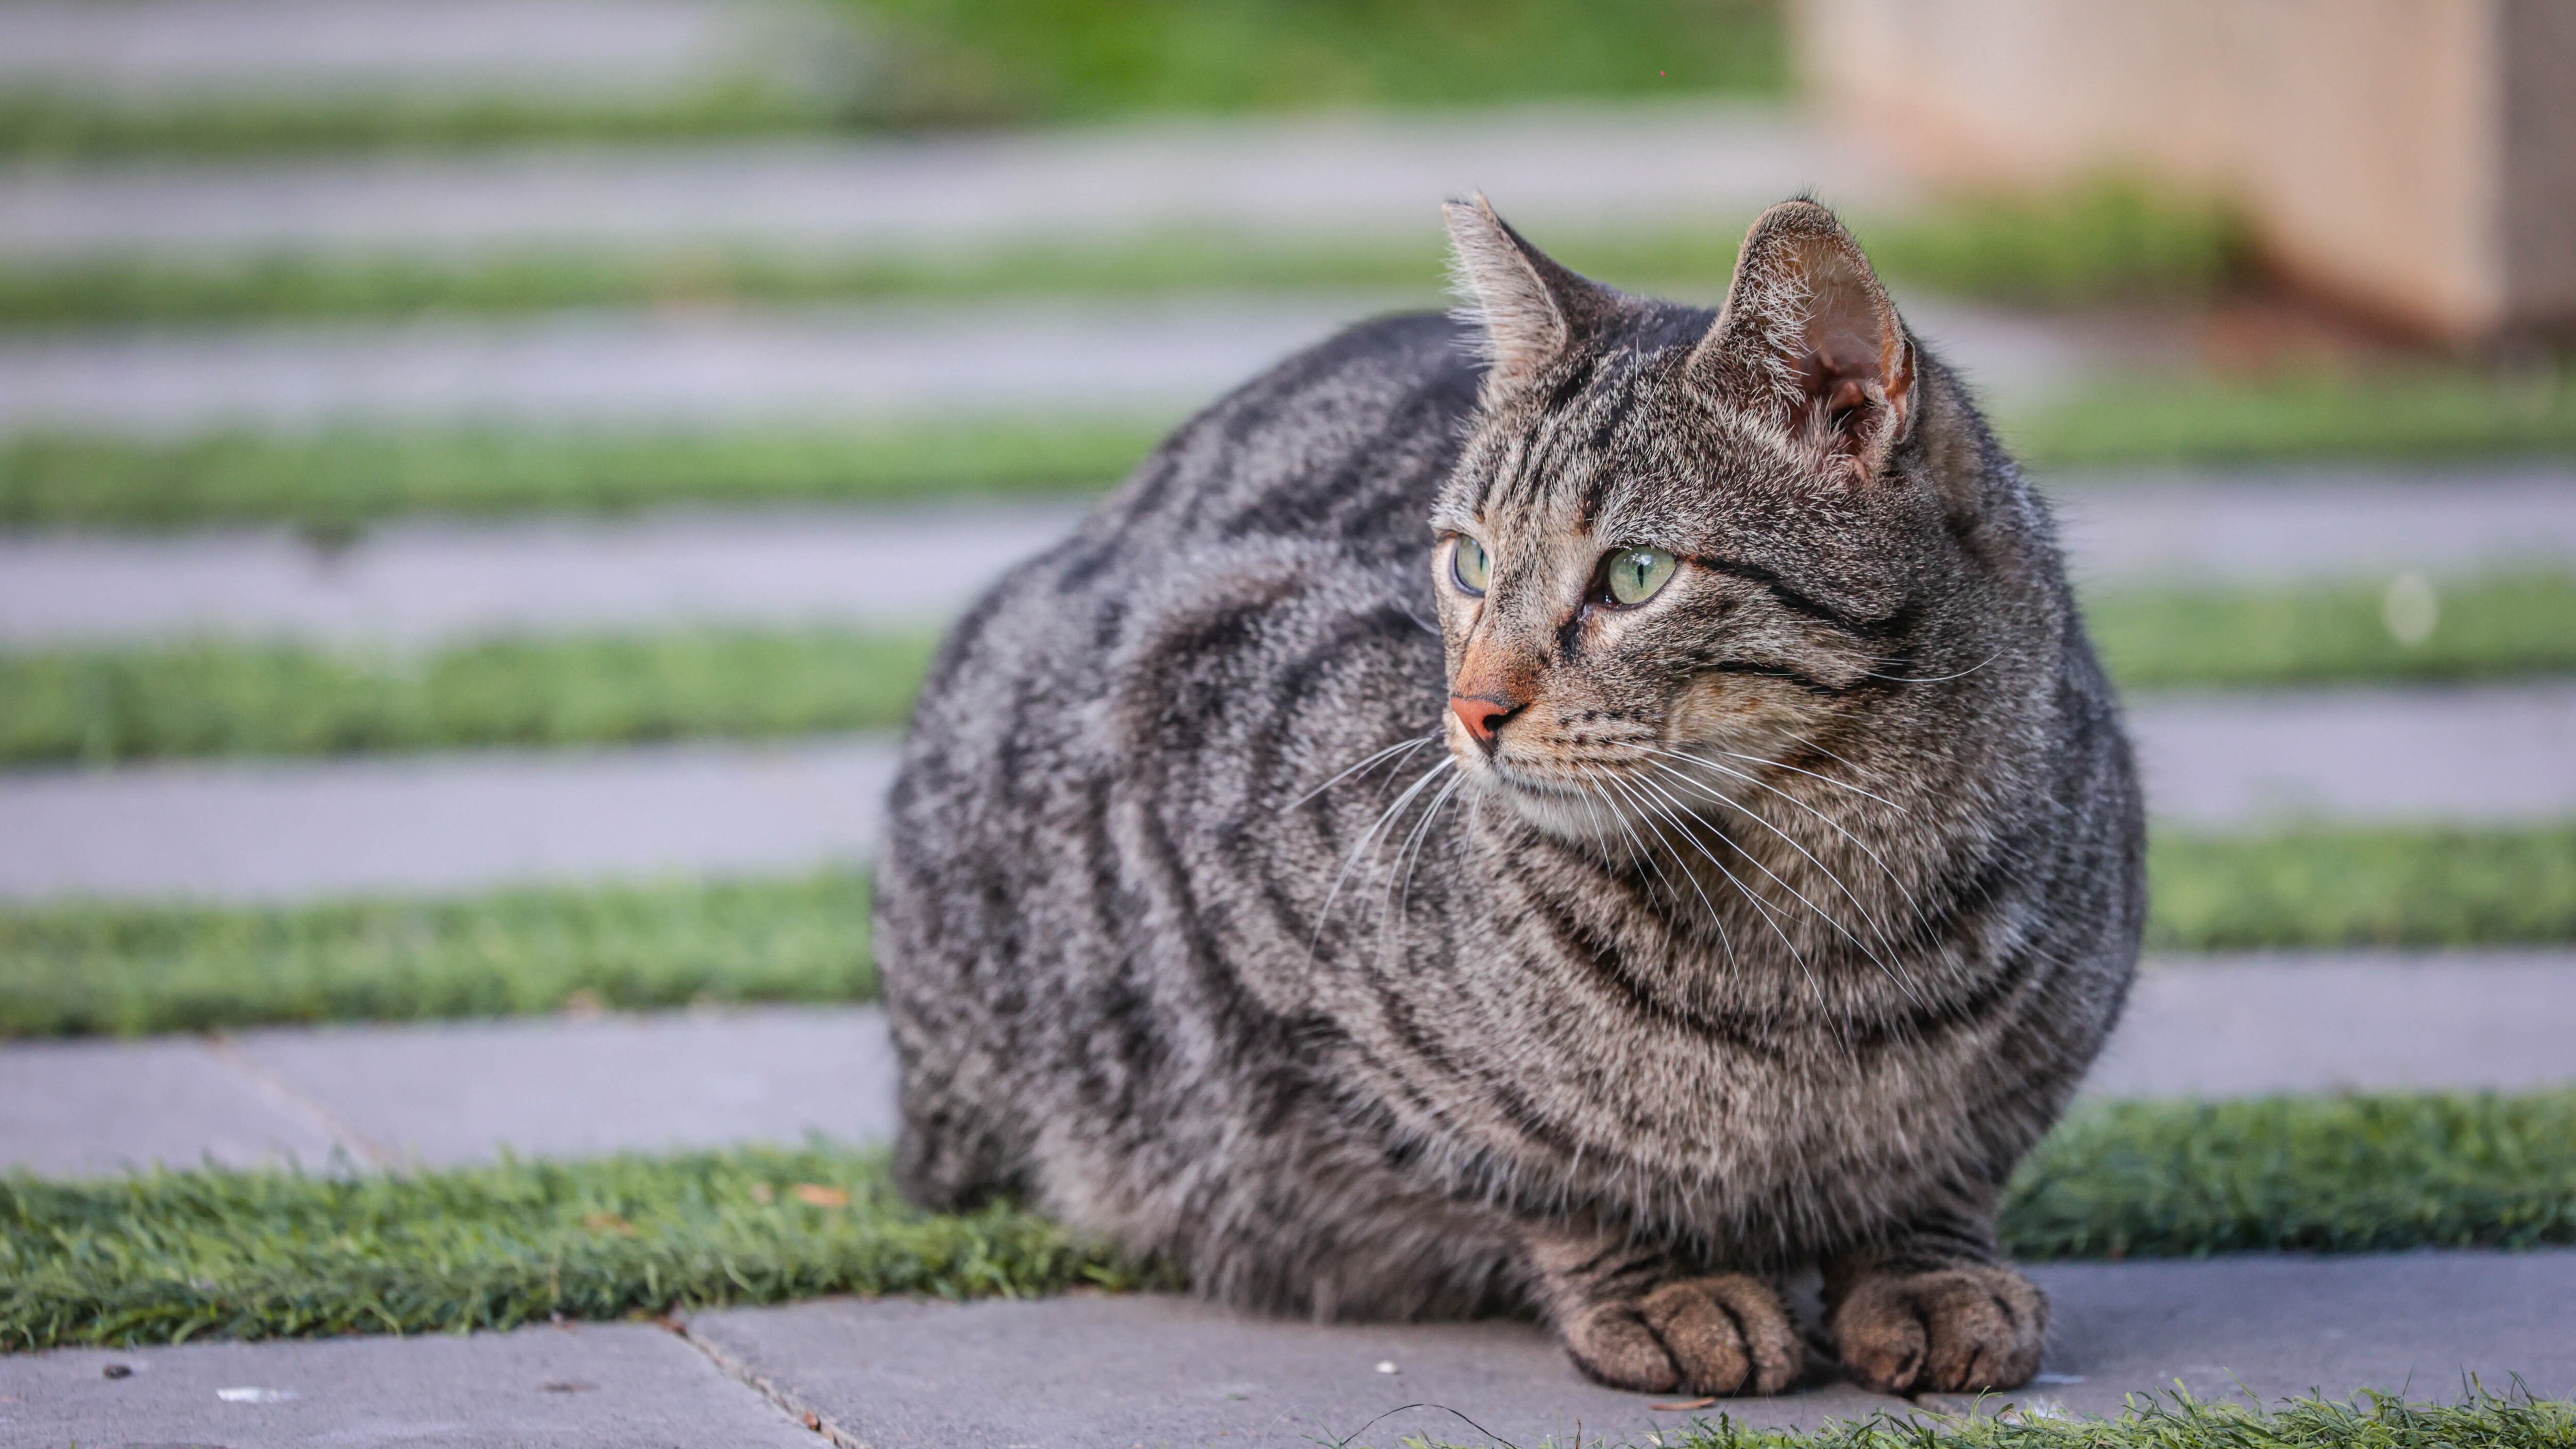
{"left": 1443, "top": 195, "right": 1617, "bottom": 405}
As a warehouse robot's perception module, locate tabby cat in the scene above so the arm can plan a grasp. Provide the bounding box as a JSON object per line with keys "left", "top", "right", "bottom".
{"left": 878, "top": 196, "right": 2144, "bottom": 1397}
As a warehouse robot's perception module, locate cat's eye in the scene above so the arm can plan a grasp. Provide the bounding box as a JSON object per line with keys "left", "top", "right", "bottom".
{"left": 1451, "top": 536, "right": 1491, "bottom": 595}
{"left": 1602, "top": 547, "right": 1677, "bottom": 606}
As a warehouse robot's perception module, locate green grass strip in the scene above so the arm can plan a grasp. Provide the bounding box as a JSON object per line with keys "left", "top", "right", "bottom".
{"left": 0, "top": 627, "right": 937, "bottom": 767}
{"left": 1665, "top": 1392, "right": 2574, "bottom": 1448}
{"left": 2090, "top": 571, "right": 2576, "bottom": 691}
{"left": 4, "top": 825, "right": 2570, "bottom": 1041}
{"left": 0, "top": 181, "right": 2239, "bottom": 329}
{"left": 5, "top": 572, "right": 2567, "bottom": 770}
{"left": 2012, "top": 367, "right": 2576, "bottom": 468}
{"left": 0, "top": 419, "right": 1163, "bottom": 531}
{"left": 2148, "top": 824, "right": 2576, "bottom": 953}
{"left": 4, "top": 1090, "right": 2570, "bottom": 1350}
{"left": 0, "top": 873, "right": 875, "bottom": 1038}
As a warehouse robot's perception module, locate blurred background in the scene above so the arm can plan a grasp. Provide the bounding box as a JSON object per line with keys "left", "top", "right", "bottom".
{"left": 0, "top": 0, "right": 2570, "bottom": 1158}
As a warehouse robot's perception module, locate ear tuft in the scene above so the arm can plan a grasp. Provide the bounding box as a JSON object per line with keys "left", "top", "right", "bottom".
{"left": 1443, "top": 194, "right": 1617, "bottom": 405}
{"left": 1691, "top": 199, "right": 1914, "bottom": 478}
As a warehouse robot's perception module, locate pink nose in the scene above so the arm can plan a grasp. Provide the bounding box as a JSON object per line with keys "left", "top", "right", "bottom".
{"left": 1450, "top": 695, "right": 1519, "bottom": 743}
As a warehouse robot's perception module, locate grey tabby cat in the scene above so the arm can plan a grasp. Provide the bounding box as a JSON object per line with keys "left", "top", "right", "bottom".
{"left": 878, "top": 196, "right": 2144, "bottom": 1397}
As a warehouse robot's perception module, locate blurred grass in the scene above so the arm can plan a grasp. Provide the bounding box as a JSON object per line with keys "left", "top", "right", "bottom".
{"left": 0, "top": 874, "right": 874, "bottom": 1038}
{"left": 2091, "top": 572, "right": 2576, "bottom": 691}
{"left": 1, "top": 182, "right": 2241, "bottom": 330}
{"left": 1666, "top": 1395, "right": 2576, "bottom": 1449}
{"left": 2012, "top": 366, "right": 2576, "bottom": 468}
{"left": 5, "top": 825, "right": 2570, "bottom": 1040}
{"left": 5, "top": 1089, "right": 2570, "bottom": 1350}
{"left": 0, "top": 420, "right": 1164, "bottom": 531}
{"left": 0, "top": 628, "right": 938, "bottom": 766}
{"left": 0, "top": 1, "right": 1787, "bottom": 163}
{"left": 2148, "top": 824, "right": 2576, "bottom": 953}
{"left": 3, "top": 574, "right": 2565, "bottom": 769}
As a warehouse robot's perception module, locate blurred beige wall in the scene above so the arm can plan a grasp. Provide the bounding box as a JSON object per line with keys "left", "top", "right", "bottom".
{"left": 1793, "top": 0, "right": 2576, "bottom": 344}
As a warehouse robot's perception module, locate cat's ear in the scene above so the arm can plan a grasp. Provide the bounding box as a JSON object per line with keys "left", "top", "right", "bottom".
{"left": 1690, "top": 199, "right": 1914, "bottom": 478}
{"left": 1443, "top": 194, "right": 1619, "bottom": 404}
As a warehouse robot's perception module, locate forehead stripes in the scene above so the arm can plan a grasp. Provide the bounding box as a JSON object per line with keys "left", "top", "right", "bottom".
{"left": 1468, "top": 352, "right": 1648, "bottom": 527}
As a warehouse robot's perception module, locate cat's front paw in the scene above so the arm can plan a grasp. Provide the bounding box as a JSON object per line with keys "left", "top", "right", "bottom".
{"left": 1558, "top": 1274, "right": 1804, "bottom": 1396}
{"left": 1828, "top": 1265, "right": 2046, "bottom": 1394}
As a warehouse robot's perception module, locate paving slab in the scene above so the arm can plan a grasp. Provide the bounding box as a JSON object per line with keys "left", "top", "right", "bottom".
{"left": 0, "top": 736, "right": 896, "bottom": 904}
{"left": 7, "top": 952, "right": 2570, "bottom": 1175}
{"left": 684, "top": 1251, "right": 2576, "bottom": 1447}
{"left": 7, "top": 466, "right": 2566, "bottom": 650}
{"left": 0, "top": 0, "right": 842, "bottom": 101}
{"left": 2087, "top": 950, "right": 2576, "bottom": 1098}
{"left": 234, "top": 1005, "right": 900, "bottom": 1166}
{"left": 3, "top": 681, "right": 2563, "bottom": 905}
{"left": 2130, "top": 681, "right": 2576, "bottom": 827}
{"left": 0, "top": 104, "right": 1902, "bottom": 262}
{"left": 0, "top": 1032, "right": 342, "bottom": 1177}
{"left": 0, "top": 1320, "right": 818, "bottom": 1449}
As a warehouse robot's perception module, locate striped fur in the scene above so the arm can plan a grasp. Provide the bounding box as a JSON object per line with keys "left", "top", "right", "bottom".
{"left": 876, "top": 201, "right": 2143, "bottom": 1396}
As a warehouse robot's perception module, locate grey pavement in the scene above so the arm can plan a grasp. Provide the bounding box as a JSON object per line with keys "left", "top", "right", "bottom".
{"left": 0, "top": 293, "right": 2096, "bottom": 436}
{"left": 5, "top": 952, "right": 2568, "bottom": 1178}
{"left": 0, "top": 0, "right": 846, "bottom": 101}
{"left": 684, "top": 1252, "right": 2576, "bottom": 1446}
{"left": 0, "top": 1319, "right": 820, "bottom": 1449}
{"left": 0, "top": 104, "right": 1904, "bottom": 262}
{"left": 6, "top": 466, "right": 2569, "bottom": 649}
{"left": 0, "top": 736, "right": 895, "bottom": 904}
{"left": 4, "top": 684, "right": 2567, "bottom": 905}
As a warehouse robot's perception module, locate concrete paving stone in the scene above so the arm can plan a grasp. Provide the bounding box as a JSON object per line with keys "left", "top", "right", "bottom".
{"left": 685, "top": 1250, "right": 2576, "bottom": 1446}
{"left": 0, "top": 0, "right": 842, "bottom": 101}
{"left": 2130, "top": 681, "right": 2576, "bottom": 827}
{"left": 5, "top": 466, "right": 2564, "bottom": 650}
{"left": 0, "top": 298, "right": 1364, "bottom": 436}
{"left": 0, "top": 293, "right": 2093, "bottom": 438}
{"left": 6, "top": 950, "right": 2570, "bottom": 1175}
{"left": 232, "top": 1004, "right": 899, "bottom": 1166}
{"left": 0, "top": 736, "right": 896, "bottom": 904}
{"left": 0, "top": 1033, "right": 344, "bottom": 1178}
{"left": 0, "top": 104, "right": 1904, "bottom": 262}
{"left": 2087, "top": 950, "right": 2576, "bottom": 1098}
{"left": 0, "top": 500, "right": 1093, "bottom": 648}
{"left": 0, "top": 1320, "right": 819, "bottom": 1449}
{"left": 3, "top": 681, "right": 2563, "bottom": 905}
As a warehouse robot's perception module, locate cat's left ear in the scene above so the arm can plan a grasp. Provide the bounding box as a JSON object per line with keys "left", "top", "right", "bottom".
{"left": 1690, "top": 199, "right": 1914, "bottom": 479}
{"left": 1444, "top": 194, "right": 1621, "bottom": 406}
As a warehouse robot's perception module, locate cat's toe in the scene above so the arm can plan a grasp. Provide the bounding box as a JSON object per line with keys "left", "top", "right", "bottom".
{"left": 1561, "top": 1275, "right": 1804, "bottom": 1397}
{"left": 1829, "top": 1266, "right": 2046, "bottom": 1394}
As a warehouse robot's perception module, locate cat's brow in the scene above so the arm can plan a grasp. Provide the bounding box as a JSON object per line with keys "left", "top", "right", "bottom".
{"left": 1690, "top": 555, "right": 1900, "bottom": 638}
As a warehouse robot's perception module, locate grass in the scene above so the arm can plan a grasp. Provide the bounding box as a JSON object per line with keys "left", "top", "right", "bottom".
{"left": 4, "top": 824, "right": 2571, "bottom": 1040}
{"left": 0, "top": 627, "right": 938, "bottom": 768}
{"left": 2148, "top": 824, "right": 2576, "bottom": 953}
{"left": 0, "top": 419, "right": 1164, "bottom": 531}
{"left": 0, "top": 873, "right": 875, "bottom": 1038}
{"left": 2090, "top": 572, "right": 2576, "bottom": 691}
{"left": 4, "top": 571, "right": 2567, "bottom": 769}
{"left": 1656, "top": 1392, "right": 2576, "bottom": 1449}
{"left": 0, "top": 1, "right": 1786, "bottom": 164}
{"left": 0, "top": 181, "right": 2240, "bottom": 330}
{"left": 2012, "top": 366, "right": 2576, "bottom": 468}
{"left": 4, "top": 1089, "right": 2570, "bottom": 1350}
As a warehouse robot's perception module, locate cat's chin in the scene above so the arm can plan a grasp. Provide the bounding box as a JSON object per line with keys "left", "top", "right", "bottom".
{"left": 1471, "top": 761, "right": 1645, "bottom": 846}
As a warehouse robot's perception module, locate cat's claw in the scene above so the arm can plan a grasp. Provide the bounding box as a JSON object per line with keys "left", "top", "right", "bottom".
{"left": 1561, "top": 1274, "right": 1805, "bottom": 1397}
{"left": 1828, "top": 1265, "right": 2047, "bottom": 1394}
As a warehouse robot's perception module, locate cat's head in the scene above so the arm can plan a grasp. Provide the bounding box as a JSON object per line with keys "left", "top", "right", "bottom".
{"left": 1430, "top": 196, "right": 2002, "bottom": 839}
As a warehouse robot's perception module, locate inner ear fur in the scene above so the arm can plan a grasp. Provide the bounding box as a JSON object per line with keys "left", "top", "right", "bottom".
{"left": 1443, "top": 194, "right": 1622, "bottom": 406}
{"left": 1690, "top": 199, "right": 1914, "bottom": 478}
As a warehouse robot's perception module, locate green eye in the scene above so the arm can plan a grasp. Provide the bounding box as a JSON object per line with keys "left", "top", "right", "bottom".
{"left": 1451, "top": 536, "right": 1491, "bottom": 594}
{"left": 1604, "top": 547, "right": 1677, "bottom": 605}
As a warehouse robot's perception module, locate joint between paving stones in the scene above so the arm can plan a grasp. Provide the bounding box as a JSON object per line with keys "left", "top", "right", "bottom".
{"left": 201, "top": 1027, "right": 396, "bottom": 1169}
{"left": 659, "top": 1312, "right": 858, "bottom": 1447}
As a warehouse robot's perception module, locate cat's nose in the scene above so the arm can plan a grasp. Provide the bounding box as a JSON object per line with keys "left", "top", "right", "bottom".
{"left": 1450, "top": 694, "right": 1522, "bottom": 751}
